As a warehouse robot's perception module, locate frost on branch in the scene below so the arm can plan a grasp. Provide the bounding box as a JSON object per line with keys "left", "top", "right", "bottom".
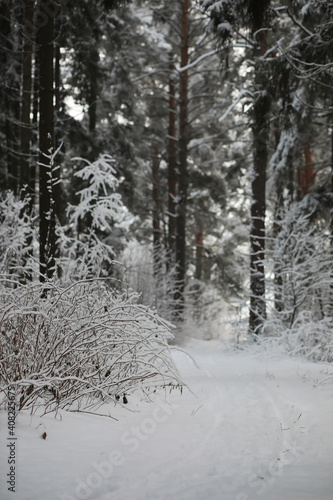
{"left": 264, "top": 202, "right": 333, "bottom": 362}
{"left": 67, "top": 154, "right": 124, "bottom": 232}
{"left": 61, "top": 154, "right": 128, "bottom": 278}
{"left": 0, "top": 279, "right": 183, "bottom": 415}
{"left": 0, "top": 191, "right": 36, "bottom": 278}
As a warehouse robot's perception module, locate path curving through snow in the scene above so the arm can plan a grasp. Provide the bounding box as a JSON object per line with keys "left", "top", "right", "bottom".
{"left": 1, "top": 339, "right": 333, "bottom": 500}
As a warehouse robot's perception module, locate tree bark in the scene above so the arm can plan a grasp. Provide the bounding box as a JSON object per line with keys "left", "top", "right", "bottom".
{"left": 1, "top": 3, "right": 20, "bottom": 193}
{"left": 20, "top": 0, "right": 34, "bottom": 199}
{"left": 249, "top": 5, "right": 270, "bottom": 335}
{"left": 272, "top": 120, "right": 283, "bottom": 313}
{"left": 54, "top": 43, "right": 61, "bottom": 111}
{"left": 297, "top": 140, "right": 315, "bottom": 196}
{"left": 175, "top": 0, "right": 190, "bottom": 318}
{"left": 195, "top": 225, "right": 204, "bottom": 280}
{"left": 0, "top": 3, "right": 11, "bottom": 189}
{"left": 37, "top": 0, "right": 57, "bottom": 281}
{"left": 168, "top": 54, "right": 177, "bottom": 258}
{"left": 88, "top": 47, "right": 99, "bottom": 134}
{"left": 331, "top": 107, "right": 333, "bottom": 236}
{"left": 30, "top": 49, "right": 39, "bottom": 199}
{"left": 152, "top": 147, "right": 161, "bottom": 275}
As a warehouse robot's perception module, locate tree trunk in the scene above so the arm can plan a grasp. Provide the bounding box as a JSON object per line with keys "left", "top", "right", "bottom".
{"left": 329, "top": 106, "right": 333, "bottom": 316}
{"left": 249, "top": 5, "right": 270, "bottom": 335}
{"left": 168, "top": 54, "right": 177, "bottom": 258}
{"left": 195, "top": 225, "right": 204, "bottom": 280}
{"left": 54, "top": 44, "right": 61, "bottom": 111}
{"left": 53, "top": 42, "right": 64, "bottom": 229}
{"left": 1, "top": 3, "right": 20, "bottom": 193}
{"left": 37, "top": 0, "right": 57, "bottom": 281}
{"left": 297, "top": 140, "right": 315, "bottom": 196}
{"left": 88, "top": 47, "right": 99, "bottom": 134}
{"left": 30, "top": 49, "right": 39, "bottom": 200}
{"left": 175, "top": 0, "right": 190, "bottom": 318}
{"left": 20, "top": 0, "right": 34, "bottom": 199}
{"left": 152, "top": 147, "right": 161, "bottom": 276}
{"left": 0, "top": 3, "right": 11, "bottom": 189}
{"left": 273, "top": 126, "right": 284, "bottom": 313}
{"left": 331, "top": 107, "right": 333, "bottom": 236}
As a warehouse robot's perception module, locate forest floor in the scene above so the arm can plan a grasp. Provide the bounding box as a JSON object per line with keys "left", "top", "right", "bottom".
{"left": 1, "top": 338, "right": 333, "bottom": 500}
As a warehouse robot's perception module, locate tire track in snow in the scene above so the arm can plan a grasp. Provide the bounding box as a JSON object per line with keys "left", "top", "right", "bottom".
{"left": 166, "top": 348, "right": 305, "bottom": 500}
{"left": 93, "top": 343, "right": 325, "bottom": 500}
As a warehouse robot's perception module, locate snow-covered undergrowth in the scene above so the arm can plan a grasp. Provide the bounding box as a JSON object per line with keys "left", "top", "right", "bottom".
{"left": 260, "top": 314, "right": 333, "bottom": 363}
{"left": 0, "top": 191, "right": 37, "bottom": 280}
{"left": 0, "top": 279, "right": 182, "bottom": 416}
{"left": 263, "top": 203, "right": 333, "bottom": 363}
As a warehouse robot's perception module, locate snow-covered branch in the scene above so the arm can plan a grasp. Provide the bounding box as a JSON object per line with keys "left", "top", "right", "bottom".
{"left": 0, "top": 279, "right": 184, "bottom": 414}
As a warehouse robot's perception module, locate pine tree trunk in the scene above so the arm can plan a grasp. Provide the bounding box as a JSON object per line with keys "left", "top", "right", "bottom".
{"left": 297, "top": 140, "right": 315, "bottom": 196}
{"left": 20, "top": 0, "right": 34, "bottom": 199}
{"left": 17, "top": 0, "right": 35, "bottom": 280}
{"left": 271, "top": 117, "right": 283, "bottom": 312}
{"left": 0, "top": 2, "right": 12, "bottom": 190}
{"left": 195, "top": 225, "right": 204, "bottom": 280}
{"left": 53, "top": 42, "right": 64, "bottom": 229}
{"left": 175, "top": 0, "right": 190, "bottom": 318}
{"left": 168, "top": 54, "right": 177, "bottom": 257}
{"left": 1, "top": 4, "right": 20, "bottom": 193}
{"left": 152, "top": 147, "right": 161, "bottom": 276}
{"left": 37, "top": 0, "right": 57, "bottom": 281}
{"left": 249, "top": 4, "right": 270, "bottom": 335}
{"left": 30, "top": 49, "right": 39, "bottom": 200}
{"left": 328, "top": 107, "right": 333, "bottom": 318}
{"left": 331, "top": 109, "right": 333, "bottom": 237}
{"left": 55, "top": 44, "right": 61, "bottom": 111}
{"left": 88, "top": 47, "right": 99, "bottom": 134}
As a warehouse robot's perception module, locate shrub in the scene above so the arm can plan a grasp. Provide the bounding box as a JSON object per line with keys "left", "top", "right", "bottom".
{"left": 0, "top": 278, "right": 182, "bottom": 415}
{"left": 263, "top": 202, "right": 333, "bottom": 361}
{"left": 0, "top": 191, "right": 36, "bottom": 279}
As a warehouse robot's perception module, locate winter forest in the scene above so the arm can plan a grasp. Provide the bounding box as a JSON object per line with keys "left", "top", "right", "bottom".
{"left": 1, "top": 1, "right": 333, "bottom": 499}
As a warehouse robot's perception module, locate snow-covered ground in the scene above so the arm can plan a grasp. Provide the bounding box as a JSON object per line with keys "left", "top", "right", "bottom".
{"left": 1, "top": 338, "right": 333, "bottom": 500}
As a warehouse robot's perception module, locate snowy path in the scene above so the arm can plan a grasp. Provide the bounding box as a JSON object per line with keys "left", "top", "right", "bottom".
{"left": 1, "top": 339, "right": 333, "bottom": 500}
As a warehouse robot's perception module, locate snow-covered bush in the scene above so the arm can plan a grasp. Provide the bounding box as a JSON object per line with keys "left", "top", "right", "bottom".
{"left": 0, "top": 191, "right": 36, "bottom": 278}
{"left": 287, "top": 313, "right": 333, "bottom": 362}
{"left": 264, "top": 202, "right": 333, "bottom": 361}
{"left": 270, "top": 207, "right": 331, "bottom": 323}
{"left": 0, "top": 278, "right": 182, "bottom": 415}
